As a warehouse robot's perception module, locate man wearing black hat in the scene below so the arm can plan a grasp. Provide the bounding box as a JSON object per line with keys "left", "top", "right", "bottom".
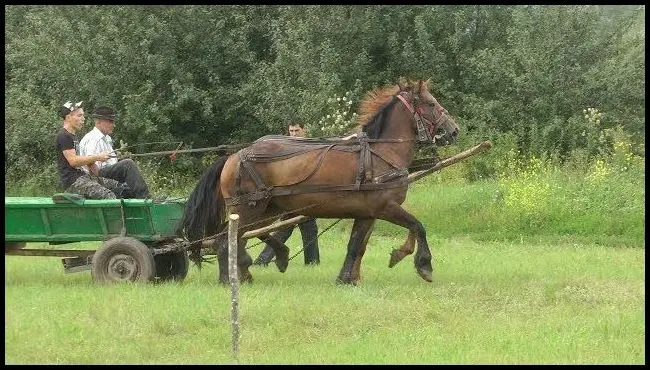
{"left": 79, "top": 106, "right": 150, "bottom": 199}
{"left": 55, "top": 101, "right": 128, "bottom": 199}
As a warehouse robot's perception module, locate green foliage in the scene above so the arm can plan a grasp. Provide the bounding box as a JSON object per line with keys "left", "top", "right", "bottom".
{"left": 308, "top": 79, "right": 364, "bottom": 138}
{"left": 4, "top": 5, "right": 645, "bottom": 193}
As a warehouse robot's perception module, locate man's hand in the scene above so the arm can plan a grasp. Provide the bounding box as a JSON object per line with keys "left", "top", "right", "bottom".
{"left": 93, "top": 151, "right": 111, "bottom": 162}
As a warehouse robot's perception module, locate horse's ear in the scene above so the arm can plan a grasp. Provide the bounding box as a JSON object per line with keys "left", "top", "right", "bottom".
{"left": 424, "top": 78, "right": 431, "bottom": 90}
{"left": 418, "top": 80, "right": 424, "bottom": 94}
{"left": 397, "top": 77, "right": 406, "bottom": 91}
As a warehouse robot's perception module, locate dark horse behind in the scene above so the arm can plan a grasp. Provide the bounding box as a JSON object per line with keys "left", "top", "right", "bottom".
{"left": 177, "top": 78, "right": 460, "bottom": 285}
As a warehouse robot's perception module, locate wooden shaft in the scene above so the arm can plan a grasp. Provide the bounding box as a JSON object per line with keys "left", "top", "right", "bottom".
{"left": 240, "top": 215, "right": 308, "bottom": 240}
{"left": 200, "top": 215, "right": 310, "bottom": 249}
{"left": 408, "top": 140, "right": 493, "bottom": 183}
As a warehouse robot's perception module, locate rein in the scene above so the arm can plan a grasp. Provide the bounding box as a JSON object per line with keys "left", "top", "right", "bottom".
{"left": 396, "top": 93, "right": 438, "bottom": 142}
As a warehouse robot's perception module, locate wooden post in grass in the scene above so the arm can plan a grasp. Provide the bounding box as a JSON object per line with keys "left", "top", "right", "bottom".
{"left": 228, "top": 213, "right": 240, "bottom": 360}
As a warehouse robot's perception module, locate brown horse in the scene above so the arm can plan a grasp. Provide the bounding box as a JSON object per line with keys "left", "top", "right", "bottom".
{"left": 178, "top": 78, "right": 460, "bottom": 285}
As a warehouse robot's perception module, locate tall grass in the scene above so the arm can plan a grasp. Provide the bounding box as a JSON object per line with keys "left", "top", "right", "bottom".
{"left": 4, "top": 236, "right": 645, "bottom": 364}
{"left": 381, "top": 136, "right": 644, "bottom": 248}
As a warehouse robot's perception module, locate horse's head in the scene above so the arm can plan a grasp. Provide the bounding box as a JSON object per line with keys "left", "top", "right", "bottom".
{"left": 397, "top": 79, "right": 460, "bottom": 146}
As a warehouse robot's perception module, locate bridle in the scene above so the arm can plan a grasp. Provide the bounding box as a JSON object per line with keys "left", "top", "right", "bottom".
{"left": 396, "top": 91, "right": 448, "bottom": 143}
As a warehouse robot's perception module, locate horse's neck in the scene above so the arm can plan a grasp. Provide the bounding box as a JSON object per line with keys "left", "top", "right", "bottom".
{"left": 374, "top": 107, "right": 416, "bottom": 169}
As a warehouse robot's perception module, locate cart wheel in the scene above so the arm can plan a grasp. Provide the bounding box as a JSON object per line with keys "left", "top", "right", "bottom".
{"left": 154, "top": 251, "right": 190, "bottom": 282}
{"left": 91, "top": 237, "right": 155, "bottom": 283}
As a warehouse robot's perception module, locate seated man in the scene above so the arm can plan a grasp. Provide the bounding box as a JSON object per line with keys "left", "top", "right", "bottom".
{"left": 79, "top": 106, "right": 150, "bottom": 199}
{"left": 55, "top": 101, "right": 129, "bottom": 199}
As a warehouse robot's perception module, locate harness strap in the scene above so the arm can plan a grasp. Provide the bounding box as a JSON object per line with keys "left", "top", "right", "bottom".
{"left": 296, "top": 145, "right": 334, "bottom": 185}
{"left": 225, "top": 177, "right": 410, "bottom": 206}
{"left": 356, "top": 132, "right": 371, "bottom": 189}
{"left": 369, "top": 148, "right": 404, "bottom": 171}
{"left": 239, "top": 149, "right": 267, "bottom": 190}
{"left": 396, "top": 93, "right": 433, "bottom": 142}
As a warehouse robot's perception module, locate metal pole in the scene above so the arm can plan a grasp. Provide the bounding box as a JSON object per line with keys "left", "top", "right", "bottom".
{"left": 228, "top": 213, "right": 240, "bottom": 360}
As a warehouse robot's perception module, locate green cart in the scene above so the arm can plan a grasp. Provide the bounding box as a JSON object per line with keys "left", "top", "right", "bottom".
{"left": 5, "top": 195, "right": 191, "bottom": 283}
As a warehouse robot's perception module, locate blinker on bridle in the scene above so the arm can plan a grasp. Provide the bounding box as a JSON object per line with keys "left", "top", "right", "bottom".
{"left": 396, "top": 92, "right": 440, "bottom": 142}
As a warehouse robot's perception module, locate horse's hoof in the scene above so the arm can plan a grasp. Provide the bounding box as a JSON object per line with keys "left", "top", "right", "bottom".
{"left": 275, "top": 259, "right": 288, "bottom": 273}
{"left": 335, "top": 276, "right": 358, "bottom": 286}
{"left": 416, "top": 268, "right": 433, "bottom": 282}
{"left": 388, "top": 249, "right": 406, "bottom": 268}
{"left": 275, "top": 247, "right": 289, "bottom": 273}
{"left": 240, "top": 271, "right": 254, "bottom": 284}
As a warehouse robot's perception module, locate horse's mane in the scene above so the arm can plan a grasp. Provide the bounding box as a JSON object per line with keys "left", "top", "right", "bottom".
{"left": 356, "top": 84, "right": 401, "bottom": 127}
{"left": 356, "top": 83, "right": 413, "bottom": 139}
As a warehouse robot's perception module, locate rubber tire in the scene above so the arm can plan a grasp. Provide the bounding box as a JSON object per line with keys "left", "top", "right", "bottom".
{"left": 154, "top": 251, "right": 190, "bottom": 282}
{"left": 91, "top": 237, "right": 155, "bottom": 283}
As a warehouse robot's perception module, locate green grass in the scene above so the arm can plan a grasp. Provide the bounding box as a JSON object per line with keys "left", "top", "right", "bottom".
{"left": 4, "top": 234, "right": 645, "bottom": 364}
{"left": 5, "top": 151, "right": 644, "bottom": 364}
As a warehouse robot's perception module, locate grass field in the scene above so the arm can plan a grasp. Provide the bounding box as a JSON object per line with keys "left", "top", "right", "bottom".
{"left": 5, "top": 153, "right": 645, "bottom": 364}
{"left": 4, "top": 232, "right": 645, "bottom": 364}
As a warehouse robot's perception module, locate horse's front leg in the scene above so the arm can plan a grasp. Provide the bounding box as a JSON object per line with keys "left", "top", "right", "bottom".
{"left": 378, "top": 202, "right": 433, "bottom": 282}
{"left": 388, "top": 231, "right": 415, "bottom": 268}
{"left": 337, "top": 218, "right": 376, "bottom": 285}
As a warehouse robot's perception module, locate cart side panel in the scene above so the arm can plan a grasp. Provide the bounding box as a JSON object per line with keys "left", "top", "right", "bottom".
{"left": 122, "top": 204, "right": 155, "bottom": 238}
{"left": 5, "top": 207, "right": 49, "bottom": 238}
{"left": 149, "top": 201, "right": 185, "bottom": 237}
{"left": 5, "top": 197, "right": 186, "bottom": 243}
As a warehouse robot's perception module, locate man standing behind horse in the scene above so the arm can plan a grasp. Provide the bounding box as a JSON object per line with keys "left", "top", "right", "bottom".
{"left": 79, "top": 106, "right": 151, "bottom": 199}
{"left": 253, "top": 121, "right": 321, "bottom": 266}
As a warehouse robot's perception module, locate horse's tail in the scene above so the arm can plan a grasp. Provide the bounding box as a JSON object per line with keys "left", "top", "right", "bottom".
{"left": 177, "top": 155, "right": 229, "bottom": 268}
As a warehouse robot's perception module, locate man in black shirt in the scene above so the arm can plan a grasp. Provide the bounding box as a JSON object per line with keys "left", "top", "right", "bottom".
{"left": 55, "top": 101, "right": 129, "bottom": 199}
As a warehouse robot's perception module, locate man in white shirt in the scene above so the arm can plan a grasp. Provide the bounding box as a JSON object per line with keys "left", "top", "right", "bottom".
{"left": 79, "top": 106, "right": 150, "bottom": 199}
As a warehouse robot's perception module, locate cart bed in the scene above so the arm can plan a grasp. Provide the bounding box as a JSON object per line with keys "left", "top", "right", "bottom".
{"left": 5, "top": 197, "right": 186, "bottom": 243}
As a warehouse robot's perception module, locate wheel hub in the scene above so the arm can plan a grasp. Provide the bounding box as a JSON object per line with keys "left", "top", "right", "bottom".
{"left": 107, "top": 254, "right": 139, "bottom": 281}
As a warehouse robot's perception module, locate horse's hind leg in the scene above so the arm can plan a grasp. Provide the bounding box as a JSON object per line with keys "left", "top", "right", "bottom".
{"left": 336, "top": 218, "right": 376, "bottom": 285}
{"left": 237, "top": 237, "right": 254, "bottom": 284}
{"left": 388, "top": 231, "right": 415, "bottom": 268}
{"left": 378, "top": 202, "right": 433, "bottom": 282}
{"left": 257, "top": 234, "right": 290, "bottom": 272}
{"left": 216, "top": 243, "right": 230, "bottom": 285}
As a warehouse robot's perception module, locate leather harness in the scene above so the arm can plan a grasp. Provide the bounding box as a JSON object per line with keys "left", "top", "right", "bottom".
{"left": 225, "top": 92, "right": 439, "bottom": 207}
